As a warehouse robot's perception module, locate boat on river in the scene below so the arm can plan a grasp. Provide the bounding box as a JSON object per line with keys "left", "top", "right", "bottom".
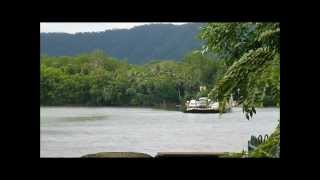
{"left": 184, "top": 97, "right": 232, "bottom": 113}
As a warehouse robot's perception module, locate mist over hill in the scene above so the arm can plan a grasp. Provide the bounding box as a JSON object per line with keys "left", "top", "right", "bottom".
{"left": 40, "top": 23, "right": 205, "bottom": 64}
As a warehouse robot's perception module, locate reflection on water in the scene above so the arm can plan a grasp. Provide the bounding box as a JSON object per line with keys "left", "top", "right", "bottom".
{"left": 40, "top": 107, "right": 279, "bottom": 157}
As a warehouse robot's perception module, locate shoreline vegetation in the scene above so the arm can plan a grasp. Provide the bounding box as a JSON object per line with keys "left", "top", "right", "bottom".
{"left": 40, "top": 51, "right": 224, "bottom": 107}
{"left": 40, "top": 51, "right": 278, "bottom": 108}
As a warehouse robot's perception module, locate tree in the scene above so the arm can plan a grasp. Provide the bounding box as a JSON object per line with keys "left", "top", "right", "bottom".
{"left": 199, "top": 22, "right": 280, "bottom": 118}
{"left": 199, "top": 22, "right": 280, "bottom": 157}
{"left": 40, "top": 50, "right": 222, "bottom": 107}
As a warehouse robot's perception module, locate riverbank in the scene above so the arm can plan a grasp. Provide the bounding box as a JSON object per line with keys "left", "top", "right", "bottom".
{"left": 40, "top": 104, "right": 182, "bottom": 112}
{"left": 40, "top": 104, "right": 180, "bottom": 109}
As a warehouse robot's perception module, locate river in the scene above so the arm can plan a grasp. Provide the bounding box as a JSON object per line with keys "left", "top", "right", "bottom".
{"left": 40, "top": 107, "right": 279, "bottom": 157}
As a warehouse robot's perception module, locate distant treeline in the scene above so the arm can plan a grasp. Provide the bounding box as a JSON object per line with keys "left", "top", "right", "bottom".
{"left": 40, "top": 23, "right": 204, "bottom": 64}
{"left": 40, "top": 51, "right": 224, "bottom": 106}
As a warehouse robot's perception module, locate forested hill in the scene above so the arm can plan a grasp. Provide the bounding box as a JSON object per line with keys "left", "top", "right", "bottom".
{"left": 40, "top": 23, "right": 205, "bottom": 64}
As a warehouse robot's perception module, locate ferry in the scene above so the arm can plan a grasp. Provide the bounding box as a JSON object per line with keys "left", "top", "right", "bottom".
{"left": 184, "top": 97, "right": 232, "bottom": 113}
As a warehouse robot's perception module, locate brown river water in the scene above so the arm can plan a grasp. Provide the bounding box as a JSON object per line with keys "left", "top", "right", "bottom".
{"left": 40, "top": 107, "right": 279, "bottom": 157}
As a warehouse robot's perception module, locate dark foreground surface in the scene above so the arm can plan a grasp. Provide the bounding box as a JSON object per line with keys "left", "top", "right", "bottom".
{"left": 82, "top": 152, "right": 153, "bottom": 158}
{"left": 81, "top": 152, "right": 244, "bottom": 158}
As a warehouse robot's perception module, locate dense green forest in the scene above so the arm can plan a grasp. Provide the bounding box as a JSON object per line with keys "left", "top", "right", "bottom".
{"left": 40, "top": 50, "right": 277, "bottom": 107}
{"left": 41, "top": 23, "right": 204, "bottom": 64}
{"left": 40, "top": 50, "right": 224, "bottom": 106}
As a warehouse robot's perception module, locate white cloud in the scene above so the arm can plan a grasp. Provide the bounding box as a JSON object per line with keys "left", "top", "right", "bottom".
{"left": 40, "top": 22, "right": 188, "bottom": 34}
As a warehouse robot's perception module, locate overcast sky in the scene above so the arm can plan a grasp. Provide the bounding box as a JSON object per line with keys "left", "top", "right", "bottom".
{"left": 40, "top": 23, "right": 188, "bottom": 34}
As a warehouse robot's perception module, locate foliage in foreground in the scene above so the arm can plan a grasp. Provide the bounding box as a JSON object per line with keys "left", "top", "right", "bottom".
{"left": 249, "top": 123, "right": 280, "bottom": 158}
{"left": 199, "top": 22, "right": 280, "bottom": 158}
{"left": 221, "top": 124, "right": 280, "bottom": 158}
{"left": 199, "top": 22, "right": 280, "bottom": 118}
